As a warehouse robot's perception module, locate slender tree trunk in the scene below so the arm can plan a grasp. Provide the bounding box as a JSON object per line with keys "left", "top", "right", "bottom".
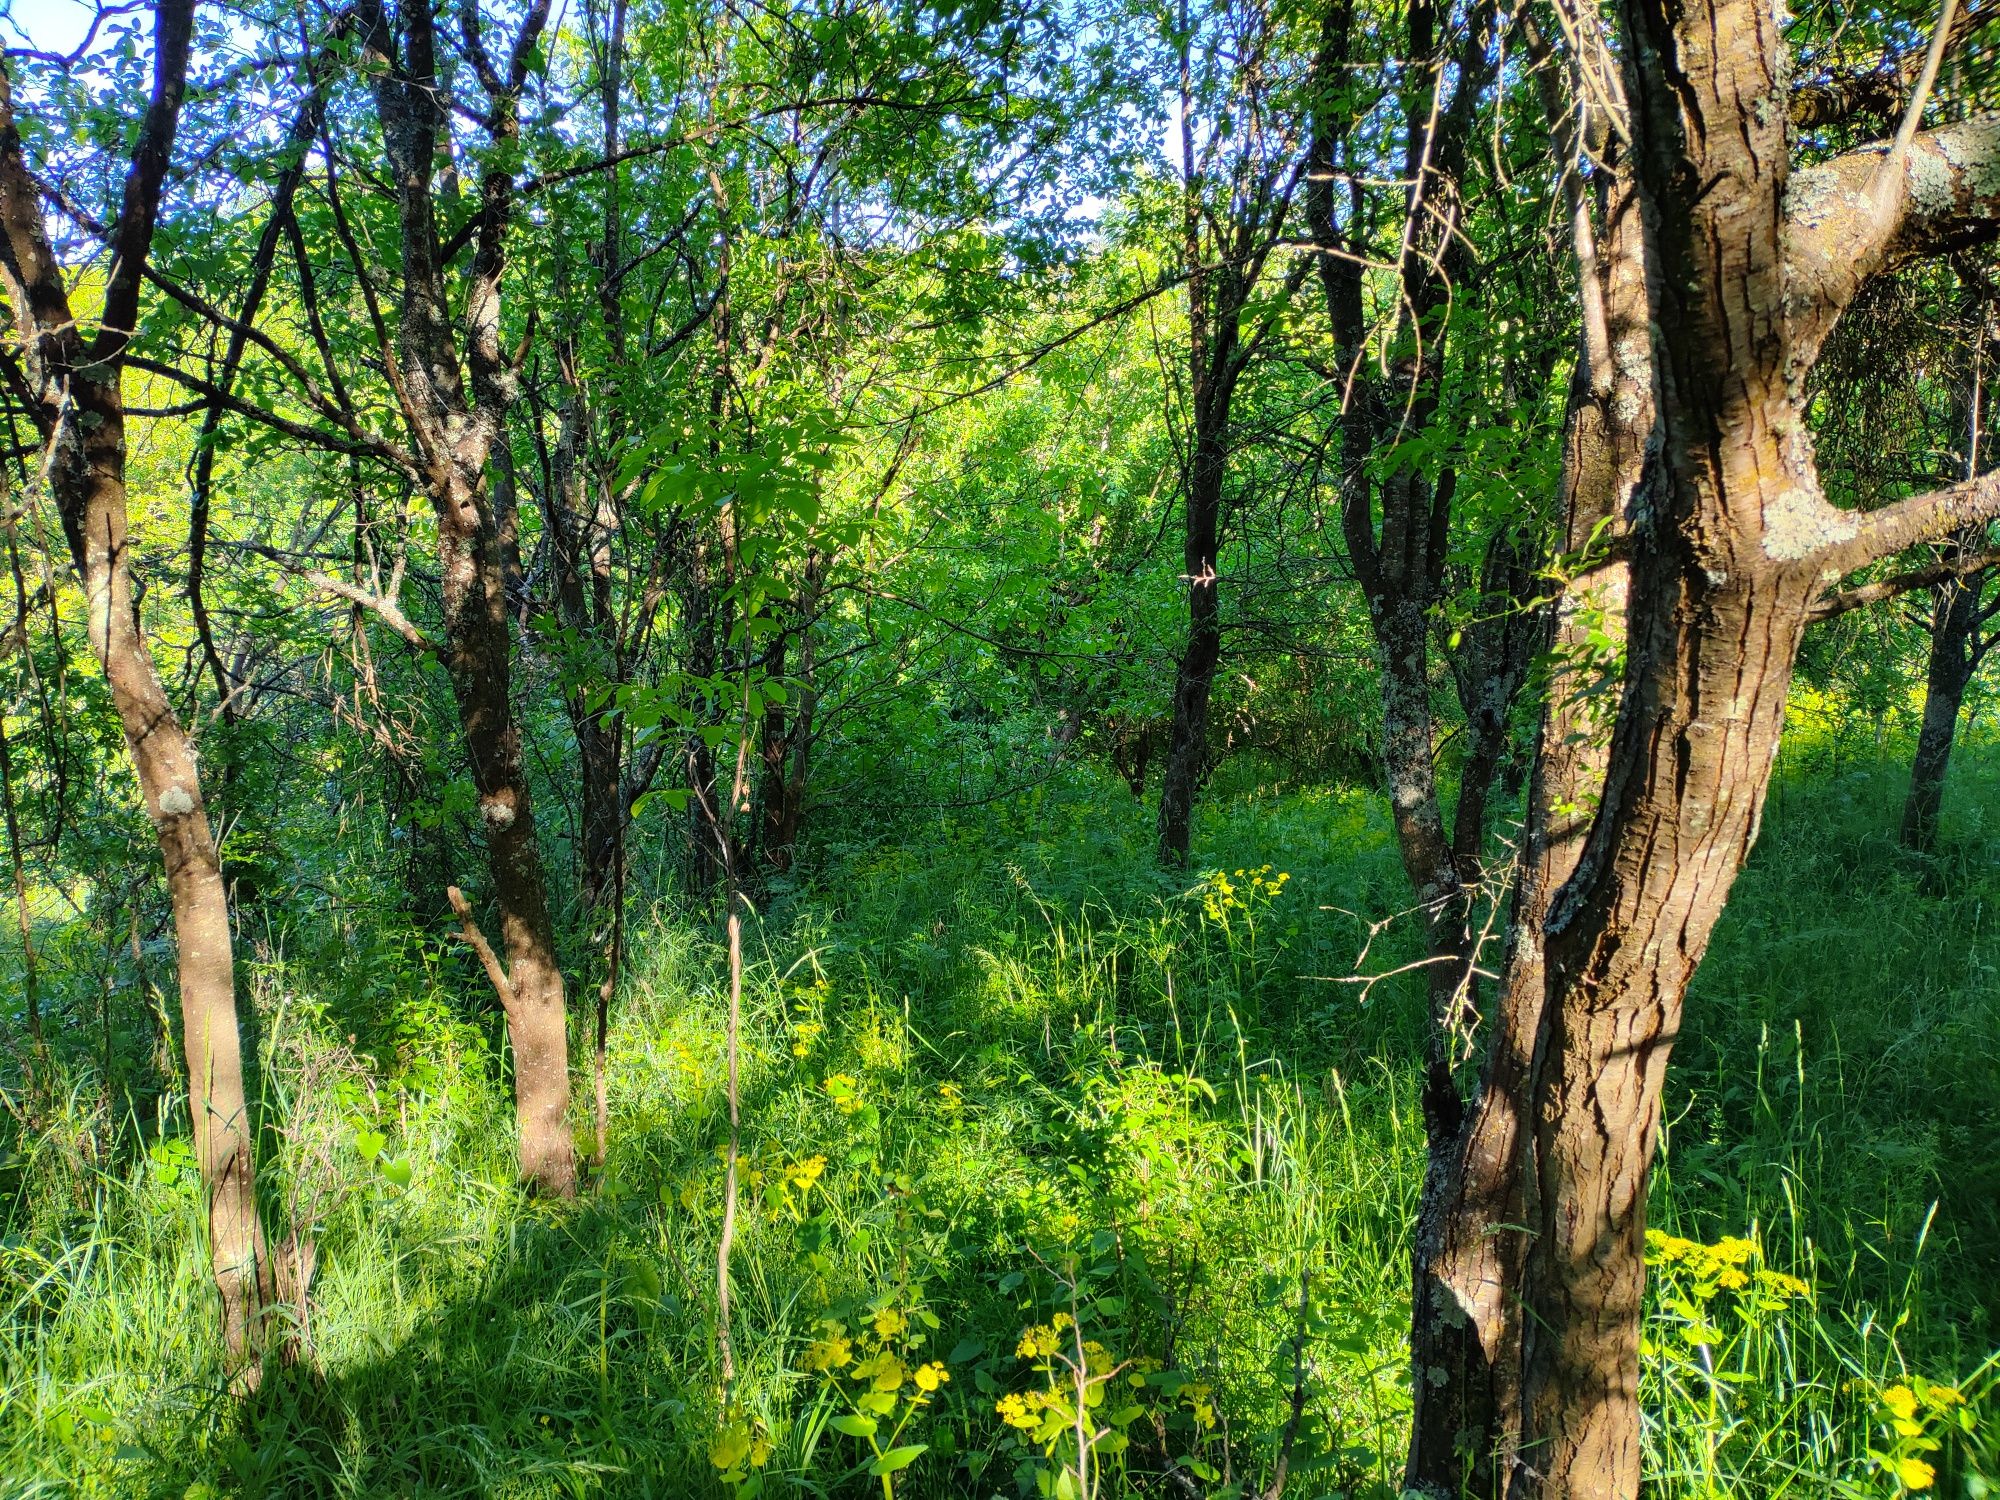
{"left": 548, "top": 390, "right": 623, "bottom": 909}
{"left": 1901, "top": 550, "right": 1981, "bottom": 852}
{"left": 1405, "top": 117, "right": 1652, "bottom": 1490}
{"left": 438, "top": 470, "right": 576, "bottom": 1196}
{"left": 358, "top": 0, "right": 573, "bottom": 1196}
{"left": 0, "top": 3, "right": 276, "bottom": 1367}
{"left": 1156, "top": 430, "right": 1226, "bottom": 867}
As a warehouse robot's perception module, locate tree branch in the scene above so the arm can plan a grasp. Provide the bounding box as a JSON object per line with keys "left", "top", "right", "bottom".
{"left": 1810, "top": 543, "right": 2000, "bottom": 620}
{"left": 1786, "top": 113, "right": 2000, "bottom": 368}
{"left": 1827, "top": 465, "right": 2000, "bottom": 573}
{"left": 447, "top": 886, "right": 517, "bottom": 1018}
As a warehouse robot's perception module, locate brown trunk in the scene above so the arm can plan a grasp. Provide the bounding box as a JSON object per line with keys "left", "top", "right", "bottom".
{"left": 0, "top": 4, "right": 274, "bottom": 1368}
{"left": 358, "top": 0, "right": 573, "bottom": 1196}
{"left": 1154, "top": 3, "right": 1295, "bottom": 868}
{"left": 1405, "top": 91, "right": 1654, "bottom": 1487}
{"left": 1514, "top": 0, "right": 1897, "bottom": 1481}
{"left": 438, "top": 468, "right": 576, "bottom": 1195}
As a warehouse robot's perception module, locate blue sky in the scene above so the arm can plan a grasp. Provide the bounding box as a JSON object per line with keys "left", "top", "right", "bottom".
{"left": 2, "top": 0, "right": 101, "bottom": 53}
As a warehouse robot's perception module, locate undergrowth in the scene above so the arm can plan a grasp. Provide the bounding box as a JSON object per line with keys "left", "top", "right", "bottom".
{"left": 1, "top": 746, "right": 1996, "bottom": 1498}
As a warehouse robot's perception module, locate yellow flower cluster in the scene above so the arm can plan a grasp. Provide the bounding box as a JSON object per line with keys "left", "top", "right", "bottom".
{"left": 913, "top": 1361, "right": 949, "bottom": 1392}
{"left": 996, "top": 1388, "right": 1056, "bottom": 1431}
{"left": 782, "top": 1154, "right": 825, "bottom": 1194}
{"left": 1884, "top": 1381, "right": 1964, "bottom": 1425}
{"left": 1645, "top": 1229, "right": 1812, "bottom": 1302}
{"left": 1016, "top": 1312, "right": 1074, "bottom": 1359}
{"left": 1197, "top": 864, "right": 1290, "bottom": 925}
{"left": 1873, "top": 1379, "right": 1969, "bottom": 1492}
{"left": 805, "top": 1330, "right": 853, "bottom": 1371}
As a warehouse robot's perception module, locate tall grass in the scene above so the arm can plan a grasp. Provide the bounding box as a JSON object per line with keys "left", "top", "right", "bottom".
{"left": 0, "top": 749, "right": 1994, "bottom": 1497}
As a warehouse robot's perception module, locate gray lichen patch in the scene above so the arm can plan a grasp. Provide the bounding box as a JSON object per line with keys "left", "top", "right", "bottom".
{"left": 1906, "top": 139, "right": 1958, "bottom": 218}
{"left": 481, "top": 796, "right": 518, "bottom": 831}
{"left": 157, "top": 785, "right": 196, "bottom": 816}
{"left": 1932, "top": 117, "right": 2000, "bottom": 201}
{"left": 1761, "top": 486, "right": 1856, "bottom": 562}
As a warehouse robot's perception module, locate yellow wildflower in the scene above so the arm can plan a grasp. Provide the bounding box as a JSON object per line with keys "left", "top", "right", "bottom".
{"left": 1884, "top": 1385, "right": 1920, "bottom": 1422}
{"left": 1017, "top": 1323, "right": 1060, "bottom": 1359}
{"left": 914, "top": 1361, "right": 949, "bottom": 1392}
{"left": 872, "top": 1306, "right": 908, "bottom": 1338}
{"left": 1895, "top": 1456, "right": 1936, "bottom": 1491}
{"left": 805, "top": 1331, "right": 853, "bottom": 1371}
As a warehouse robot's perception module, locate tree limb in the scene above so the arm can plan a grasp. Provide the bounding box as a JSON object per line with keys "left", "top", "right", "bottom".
{"left": 1825, "top": 465, "right": 2000, "bottom": 573}
{"left": 1786, "top": 113, "right": 2000, "bottom": 368}
{"left": 446, "top": 886, "right": 517, "bottom": 1019}
{"left": 1810, "top": 544, "right": 2000, "bottom": 620}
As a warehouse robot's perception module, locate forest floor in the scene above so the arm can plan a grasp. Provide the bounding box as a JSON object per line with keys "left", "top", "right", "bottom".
{"left": 3, "top": 739, "right": 1998, "bottom": 1498}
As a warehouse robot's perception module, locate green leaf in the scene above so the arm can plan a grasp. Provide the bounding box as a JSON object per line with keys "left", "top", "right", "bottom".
{"left": 380, "top": 1157, "right": 414, "bottom": 1188}
{"left": 354, "top": 1129, "right": 385, "bottom": 1162}
{"left": 869, "top": 1445, "right": 927, "bottom": 1476}
{"left": 829, "top": 1414, "right": 877, "bottom": 1439}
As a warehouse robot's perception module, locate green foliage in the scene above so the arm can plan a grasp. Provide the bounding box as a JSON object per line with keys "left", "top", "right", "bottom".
{"left": 3, "top": 754, "right": 1997, "bottom": 1496}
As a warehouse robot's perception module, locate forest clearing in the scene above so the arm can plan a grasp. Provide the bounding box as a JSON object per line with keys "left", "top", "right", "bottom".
{"left": 0, "top": 0, "right": 1997, "bottom": 1494}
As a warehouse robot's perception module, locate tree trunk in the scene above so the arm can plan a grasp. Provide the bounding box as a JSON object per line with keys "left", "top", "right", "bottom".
{"left": 358, "top": 0, "right": 573, "bottom": 1197}
{"left": 438, "top": 469, "right": 577, "bottom": 1196}
{"left": 1510, "top": 0, "right": 1810, "bottom": 1481}
{"left": 1901, "top": 552, "right": 1982, "bottom": 852}
{"left": 1405, "top": 122, "right": 1653, "bottom": 1492}
{"left": 78, "top": 386, "right": 270, "bottom": 1357}
{"left": 548, "top": 390, "right": 622, "bottom": 909}
{"left": 0, "top": 4, "right": 274, "bottom": 1367}
{"left": 1157, "top": 429, "right": 1227, "bottom": 867}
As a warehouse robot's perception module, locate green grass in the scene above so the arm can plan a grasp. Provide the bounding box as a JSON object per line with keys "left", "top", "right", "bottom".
{"left": 1, "top": 747, "right": 1996, "bottom": 1497}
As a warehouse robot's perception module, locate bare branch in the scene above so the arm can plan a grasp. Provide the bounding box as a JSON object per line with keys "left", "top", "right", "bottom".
{"left": 1827, "top": 466, "right": 2000, "bottom": 573}
{"left": 446, "top": 886, "right": 517, "bottom": 1018}
{"left": 1810, "top": 544, "right": 2000, "bottom": 620}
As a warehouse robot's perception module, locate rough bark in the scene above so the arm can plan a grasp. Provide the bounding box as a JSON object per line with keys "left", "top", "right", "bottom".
{"left": 357, "top": 0, "right": 574, "bottom": 1195}
{"left": 0, "top": 2, "right": 273, "bottom": 1363}
{"left": 1499, "top": 0, "right": 2000, "bottom": 1492}
{"left": 1302, "top": 0, "right": 1546, "bottom": 1484}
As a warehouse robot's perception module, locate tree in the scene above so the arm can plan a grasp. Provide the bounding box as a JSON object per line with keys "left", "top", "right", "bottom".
{"left": 1408, "top": 0, "right": 2000, "bottom": 1488}
{"left": 1152, "top": 0, "right": 1311, "bottom": 867}
{"left": 0, "top": 0, "right": 273, "bottom": 1362}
